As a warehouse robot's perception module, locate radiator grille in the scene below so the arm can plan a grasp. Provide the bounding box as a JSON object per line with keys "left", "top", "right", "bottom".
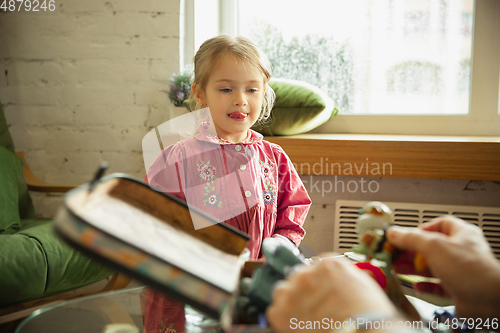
{"left": 334, "top": 200, "right": 500, "bottom": 259}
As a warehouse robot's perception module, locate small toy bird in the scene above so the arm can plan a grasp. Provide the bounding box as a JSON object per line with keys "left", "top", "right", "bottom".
{"left": 352, "top": 201, "right": 395, "bottom": 266}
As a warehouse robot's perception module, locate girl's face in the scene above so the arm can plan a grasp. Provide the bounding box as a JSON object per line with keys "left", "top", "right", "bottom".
{"left": 195, "top": 55, "right": 265, "bottom": 143}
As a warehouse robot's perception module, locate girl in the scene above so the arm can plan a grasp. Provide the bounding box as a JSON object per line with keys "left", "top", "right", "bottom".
{"left": 144, "top": 35, "right": 311, "bottom": 333}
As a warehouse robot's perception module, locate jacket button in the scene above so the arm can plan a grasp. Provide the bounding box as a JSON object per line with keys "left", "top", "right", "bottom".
{"left": 240, "top": 164, "right": 247, "bottom": 171}
{"left": 235, "top": 145, "right": 242, "bottom": 151}
{"left": 244, "top": 191, "right": 251, "bottom": 197}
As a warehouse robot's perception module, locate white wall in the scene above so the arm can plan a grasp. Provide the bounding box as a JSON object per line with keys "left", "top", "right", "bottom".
{"left": 0, "top": 0, "right": 181, "bottom": 215}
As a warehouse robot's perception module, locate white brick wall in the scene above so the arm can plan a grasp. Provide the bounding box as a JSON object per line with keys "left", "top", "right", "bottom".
{"left": 0, "top": 0, "right": 180, "bottom": 217}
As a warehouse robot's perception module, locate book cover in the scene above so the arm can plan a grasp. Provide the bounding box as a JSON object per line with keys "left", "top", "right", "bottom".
{"left": 54, "top": 174, "right": 250, "bottom": 318}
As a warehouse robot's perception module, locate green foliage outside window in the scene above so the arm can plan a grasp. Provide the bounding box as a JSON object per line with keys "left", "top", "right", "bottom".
{"left": 249, "top": 21, "right": 354, "bottom": 113}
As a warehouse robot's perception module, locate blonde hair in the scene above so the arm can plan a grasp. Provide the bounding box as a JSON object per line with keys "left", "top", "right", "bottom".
{"left": 189, "top": 35, "right": 275, "bottom": 123}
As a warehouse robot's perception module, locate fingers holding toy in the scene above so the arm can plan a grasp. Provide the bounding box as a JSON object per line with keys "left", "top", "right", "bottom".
{"left": 388, "top": 215, "right": 491, "bottom": 257}
{"left": 387, "top": 215, "right": 500, "bottom": 319}
{"left": 387, "top": 216, "right": 497, "bottom": 279}
{"left": 388, "top": 217, "right": 484, "bottom": 282}
{"left": 419, "top": 215, "right": 472, "bottom": 235}
{"left": 387, "top": 224, "right": 449, "bottom": 255}
{"left": 391, "top": 250, "right": 433, "bottom": 277}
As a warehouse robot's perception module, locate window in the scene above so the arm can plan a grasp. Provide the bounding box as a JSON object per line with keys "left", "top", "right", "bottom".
{"left": 404, "top": 11, "right": 430, "bottom": 36}
{"left": 184, "top": 0, "right": 500, "bottom": 135}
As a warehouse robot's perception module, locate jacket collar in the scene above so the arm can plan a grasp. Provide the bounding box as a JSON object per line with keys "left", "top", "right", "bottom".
{"left": 195, "top": 122, "right": 263, "bottom": 145}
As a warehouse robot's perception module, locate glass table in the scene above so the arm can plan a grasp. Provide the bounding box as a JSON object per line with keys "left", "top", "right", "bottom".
{"left": 14, "top": 284, "right": 454, "bottom": 333}
{"left": 15, "top": 286, "right": 221, "bottom": 333}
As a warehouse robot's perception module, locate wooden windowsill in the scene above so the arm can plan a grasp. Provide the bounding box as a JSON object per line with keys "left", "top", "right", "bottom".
{"left": 264, "top": 134, "right": 500, "bottom": 181}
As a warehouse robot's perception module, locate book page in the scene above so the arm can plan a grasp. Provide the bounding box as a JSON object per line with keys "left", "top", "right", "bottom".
{"left": 77, "top": 194, "right": 242, "bottom": 293}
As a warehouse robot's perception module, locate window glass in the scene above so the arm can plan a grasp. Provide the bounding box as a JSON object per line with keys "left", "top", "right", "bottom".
{"left": 237, "top": 0, "right": 473, "bottom": 115}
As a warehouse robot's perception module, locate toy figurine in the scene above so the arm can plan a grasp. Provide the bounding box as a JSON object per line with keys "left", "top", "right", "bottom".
{"left": 236, "top": 237, "right": 305, "bottom": 321}
{"left": 352, "top": 201, "right": 395, "bottom": 270}
{"left": 351, "top": 201, "right": 428, "bottom": 322}
{"left": 352, "top": 201, "right": 428, "bottom": 276}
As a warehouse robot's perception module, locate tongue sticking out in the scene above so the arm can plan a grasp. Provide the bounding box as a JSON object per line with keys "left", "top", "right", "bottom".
{"left": 229, "top": 112, "right": 247, "bottom": 119}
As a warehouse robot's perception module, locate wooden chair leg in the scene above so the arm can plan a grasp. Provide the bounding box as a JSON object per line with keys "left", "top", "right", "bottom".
{"left": 0, "top": 273, "right": 132, "bottom": 325}
{"left": 99, "top": 273, "right": 132, "bottom": 293}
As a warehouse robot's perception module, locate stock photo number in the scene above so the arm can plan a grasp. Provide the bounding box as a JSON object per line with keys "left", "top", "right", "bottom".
{"left": 1, "top": 0, "right": 55, "bottom": 11}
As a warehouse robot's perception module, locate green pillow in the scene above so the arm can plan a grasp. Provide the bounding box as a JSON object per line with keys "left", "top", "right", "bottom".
{"left": 252, "top": 78, "right": 338, "bottom": 136}
{"left": 0, "top": 102, "right": 15, "bottom": 152}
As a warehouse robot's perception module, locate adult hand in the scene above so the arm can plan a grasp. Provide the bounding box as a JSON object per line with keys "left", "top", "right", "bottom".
{"left": 387, "top": 216, "right": 500, "bottom": 319}
{"left": 266, "top": 256, "right": 398, "bottom": 333}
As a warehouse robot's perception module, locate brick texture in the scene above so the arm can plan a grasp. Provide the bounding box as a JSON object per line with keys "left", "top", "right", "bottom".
{"left": 0, "top": 0, "right": 180, "bottom": 217}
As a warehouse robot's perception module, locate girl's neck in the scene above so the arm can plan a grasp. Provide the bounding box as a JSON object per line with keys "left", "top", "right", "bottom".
{"left": 211, "top": 129, "right": 250, "bottom": 143}
{"left": 217, "top": 130, "right": 250, "bottom": 144}
{"left": 211, "top": 122, "right": 250, "bottom": 144}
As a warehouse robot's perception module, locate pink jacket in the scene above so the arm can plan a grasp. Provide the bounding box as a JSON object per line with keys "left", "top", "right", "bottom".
{"left": 146, "top": 122, "right": 311, "bottom": 259}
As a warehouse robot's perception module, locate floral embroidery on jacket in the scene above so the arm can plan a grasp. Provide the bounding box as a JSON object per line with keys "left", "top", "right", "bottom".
{"left": 260, "top": 159, "right": 274, "bottom": 178}
{"left": 197, "top": 160, "right": 217, "bottom": 182}
{"left": 160, "top": 321, "right": 176, "bottom": 333}
{"left": 203, "top": 181, "right": 222, "bottom": 207}
{"left": 262, "top": 179, "right": 276, "bottom": 205}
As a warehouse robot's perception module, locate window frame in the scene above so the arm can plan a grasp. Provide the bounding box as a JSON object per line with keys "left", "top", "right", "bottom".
{"left": 182, "top": 0, "right": 500, "bottom": 136}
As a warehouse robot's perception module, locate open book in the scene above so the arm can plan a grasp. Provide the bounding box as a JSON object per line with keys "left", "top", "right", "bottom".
{"left": 54, "top": 174, "right": 250, "bottom": 318}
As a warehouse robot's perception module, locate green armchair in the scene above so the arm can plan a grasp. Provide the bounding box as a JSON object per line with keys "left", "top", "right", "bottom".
{"left": 0, "top": 103, "right": 130, "bottom": 322}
